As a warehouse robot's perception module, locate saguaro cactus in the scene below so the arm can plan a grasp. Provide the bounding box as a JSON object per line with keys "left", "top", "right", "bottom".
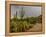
{"left": 20, "top": 7, "right": 25, "bottom": 20}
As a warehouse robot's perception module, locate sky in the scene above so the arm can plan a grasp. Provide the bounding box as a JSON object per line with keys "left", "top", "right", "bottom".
{"left": 11, "top": 5, "right": 41, "bottom": 19}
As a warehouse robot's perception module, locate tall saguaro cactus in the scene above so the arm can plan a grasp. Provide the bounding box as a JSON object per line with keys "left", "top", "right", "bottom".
{"left": 14, "top": 11, "right": 17, "bottom": 17}
{"left": 20, "top": 7, "right": 25, "bottom": 20}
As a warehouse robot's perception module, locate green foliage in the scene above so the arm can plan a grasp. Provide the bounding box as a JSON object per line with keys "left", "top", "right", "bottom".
{"left": 38, "top": 15, "right": 42, "bottom": 23}
{"left": 29, "top": 17, "right": 36, "bottom": 24}
{"left": 10, "top": 21, "right": 15, "bottom": 32}
{"left": 10, "top": 7, "right": 42, "bottom": 32}
{"left": 10, "top": 15, "right": 42, "bottom": 32}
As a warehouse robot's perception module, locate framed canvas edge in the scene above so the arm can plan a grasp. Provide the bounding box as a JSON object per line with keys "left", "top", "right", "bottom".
{"left": 5, "top": 1, "right": 45, "bottom": 36}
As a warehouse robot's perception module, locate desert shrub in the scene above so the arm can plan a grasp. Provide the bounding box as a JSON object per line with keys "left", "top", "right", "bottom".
{"left": 29, "top": 17, "right": 36, "bottom": 24}
{"left": 38, "top": 15, "right": 42, "bottom": 23}
{"left": 22, "top": 21, "right": 29, "bottom": 31}
{"left": 16, "top": 21, "right": 29, "bottom": 32}
{"left": 10, "top": 21, "right": 15, "bottom": 32}
{"left": 10, "top": 15, "right": 42, "bottom": 32}
{"left": 10, "top": 18, "right": 18, "bottom": 32}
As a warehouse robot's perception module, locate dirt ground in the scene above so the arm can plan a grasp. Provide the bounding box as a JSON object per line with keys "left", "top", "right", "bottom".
{"left": 27, "top": 23, "right": 42, "bottom": 32}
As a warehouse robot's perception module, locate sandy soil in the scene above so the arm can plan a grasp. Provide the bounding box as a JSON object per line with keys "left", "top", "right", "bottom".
{"left": 27, "top": 23, "right": 42, "bottom": 32}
